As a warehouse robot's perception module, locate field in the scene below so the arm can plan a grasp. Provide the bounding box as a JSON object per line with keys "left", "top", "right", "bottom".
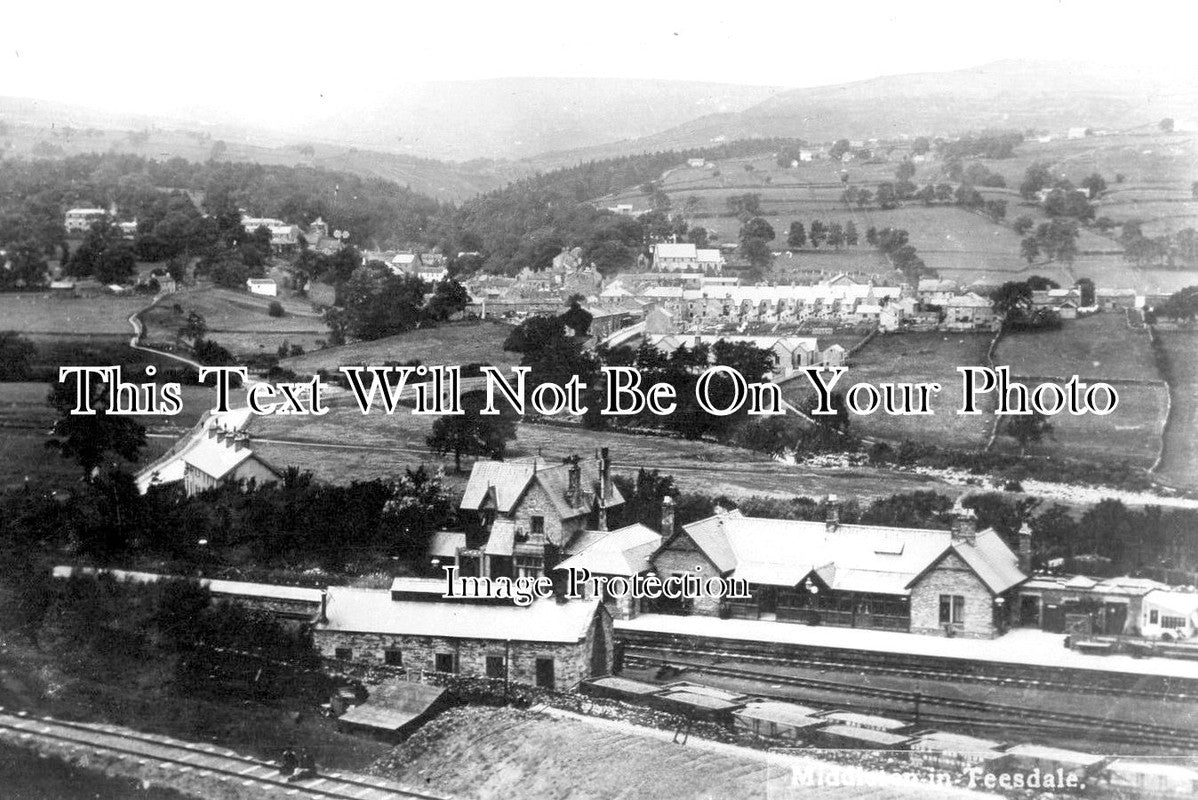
{"left": 0, "top": 291, "right": 148, "bottom": 336}
{"left": 991, "top": 314, "right": 1168, "bottom": 468}
{"left": 1155, "top": 330, "right": 1198, "bottom": 490}
{"left": 782, "top": 331, "right": 997, "bottom": 450}
{"left": 605, "top": 132, "right": 1198, "bottom": 293}
{"left": 279, "top": 320, "right": 520, "bottom": 373}
{"left": 141, "top": 285, "right": 329, "bottom": 358}
{"left": 0, "top": 382, "right": 213, "bottom": 490}
{"left": 246, "top": 390, "right": 969, "bottom": 502}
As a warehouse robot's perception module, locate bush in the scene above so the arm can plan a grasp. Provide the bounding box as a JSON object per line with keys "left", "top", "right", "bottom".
{"left": 268, "top": 300, "right": 285, "bottom": 317}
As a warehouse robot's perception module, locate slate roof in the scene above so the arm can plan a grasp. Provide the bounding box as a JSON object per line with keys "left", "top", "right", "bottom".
{"left": 459, "top": 457, "right": 624, "bottom": 520}
{"left": 337, "top": 681, "right": 445, "bottom": 732}
{"left": 52, "top": 566, "right": 322, "bottom": 604}
{"left": 555, "top": 524, "right": 660, "bottom": 576}
{"left": 317, "top": 587, "right": 601, "bottom": 643}
{"left": 677, "top": 511, "right": 1025, "bottom": 595}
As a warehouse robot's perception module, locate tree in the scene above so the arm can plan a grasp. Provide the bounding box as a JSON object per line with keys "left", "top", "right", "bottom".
{"left": 1080, "top": 173, "right": 1108, "bottom": 200}
{"left": 826, "top": 222, "right": 845, "bottom": 249}
{"left": 380, "top": 467, "right": 455, "bottom": 559}
{"left": 268, "top": 300, "right": 285, "bottom": 317}
{"left": 1005, "top": 410, "right": 1053, "bottom": 455}
{"left": 559, "top": 300, "right": 593, "bottom": 336}
{"left": 1013, "top": 216, "right": 1035, "bottom": 236}
{"left": 739, "top": 217, "right": 775, "bottom": 268}
{"left": 1020, "top": 237, "right": 1040, "bottom": 264}
{"left": 895, "top": 160, "right": 916, "bottom": 182}
{"left": 991, "top": 280, "right": 1034, "bottom": 318}
{"left": 844, "top": 220, "right": 859, "bottom": 246}
{"left": 425, "top": 278, "right": 471, "bottom": 321}
{"left": 984, "top": 199, "right": 1007, "bottom": 223}
{"left": 875, "top": 182, "right": 898, "bottom": 210}
{"left": 808, "top": 220, "right": 827, "bottom": 248}
{"left": 46, "top": 377, "right": 146, "bottom": 479}
{"left": 178, "top": 310, "right": 207, "bottom": 344}
{"left": 1076, "top": 277, "right": 1095, "bottom": 307}
{"left": 426, "top": 392, "right": 517, "bottom": 472}
{"left": 911, "top": 137, "right": 931, "bottom": 156}
{"left": 0, "top": 332, "right": 36, "bottom": 380}
{"left": 1019, "top": 162, "right": 1053, "bottom": 200}
{"left": 1160, "top": 118, "right": 1175, "bottom": 133}
{"left": 95, "top": 245, "right": 137, "bottom": 284}
{"left": 787, "top": 222, "right": 807, "bottom": 250}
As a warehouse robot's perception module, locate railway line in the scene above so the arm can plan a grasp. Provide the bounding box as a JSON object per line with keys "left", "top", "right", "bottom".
{"left": 622, "top": 653, "right": 1198, "bottom": 750}
{"left": 618, "top": 630, "right": 1198, "bottom": 700}
{"left": 0, "top": 709, "right": 446, "bottom": 800}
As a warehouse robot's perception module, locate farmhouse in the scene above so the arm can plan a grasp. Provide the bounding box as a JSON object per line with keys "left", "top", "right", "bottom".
{"left": 313, "top": 586, "right": 613, "bottom": 689}
{"left": 241, "top": 216, "right": 303, "bottom": 253}
{"left": 645, "top": 333, "right": 826, "bottom": 378}
{"left": 943, "top": 292, "right": 998, "bottom": 331}
{"left": 650, "top": 501, "right": 1027, "bottom": 638}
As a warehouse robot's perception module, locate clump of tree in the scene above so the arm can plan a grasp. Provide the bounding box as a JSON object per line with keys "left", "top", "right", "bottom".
{"left": 937, "top": 131, "right": 1023, "bottom": 160}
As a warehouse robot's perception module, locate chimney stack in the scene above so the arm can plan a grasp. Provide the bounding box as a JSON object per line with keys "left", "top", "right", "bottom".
{"left": 951, "top": 499, "right": 977, "bottom": 545}
{"left": 566, "top": 455, "right": 581, "bottom": 506}
{"left": 825, "top": 494, "right": 840, "bottom": 533}
{"left": 660, "top": 496, "right": 675, "bottom": 541}
{"left": 599, "top": 447, "right": 612, "bottom": 501}
{"left": 1018, "top": 521, "right": 1033, "bottom": 574}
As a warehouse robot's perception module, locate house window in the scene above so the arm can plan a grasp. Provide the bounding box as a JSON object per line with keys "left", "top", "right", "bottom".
{"left": 939, "top": 594, "right": 965, "bottom": 625}
{"left": 486, "top": 655, "right": 506, "bottom": 678}
{"left": 1161, "top": 615, "right": 1186, "bottom": 629}
{"left": 334, "top": 647, "right": 352, "bottom": 661}
{"left": 384, "top": 649, "right": 403, "bottom": 667}
{"left": 535, "top": 657, "right": 555, "bottom": 689}
{"left": 530, "top": 516, "right": 545, "bottom": 536}
{"left": 514, "top": 555, "right": 543, "bottom": 578}
{"left": 435, "top": 652, "right": 456, "bottom": 673}
{"left": 1150, "top": 610, "right": 1159, "bottom": 625}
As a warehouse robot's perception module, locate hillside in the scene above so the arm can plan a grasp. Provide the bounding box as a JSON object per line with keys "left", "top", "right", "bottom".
{"left": 529, "top": 60, "right": 1198, "bottom": 168}
{"left": 293, "top": 77, "right": 783, "bottom": 161}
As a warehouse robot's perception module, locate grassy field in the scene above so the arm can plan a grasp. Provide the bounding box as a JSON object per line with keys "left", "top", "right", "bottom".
{"left": 141, "top": 284, "right": 330, "bottom": 358}
{"left": 0, "top": 382, "right": 212, "bottom": 490}
{"left": 781, "top": 331, "right": 997, "bottom": 450}
{"left": 279, "top": 320, "right": 520, "bottom": 373}
{"left": 246, "top": 390, "right": 969, "bottom": 501}
{"left": 997, "top": 313, "right": 1160, "bottom": 382}
{"left": 0, "top": 291, "right": 148, "bottom": 336}
{"left": 1155, "top": 329, "right": 1198, "bottom": 489}
{"left": 991, "top": 314, "right": 1168, "bottom": 468}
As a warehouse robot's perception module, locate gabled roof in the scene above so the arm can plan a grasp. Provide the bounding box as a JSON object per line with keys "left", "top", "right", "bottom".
{"left": 556, "top": 524, "right": 660, "bottom": 577}
{"left": 183, "top": 434, "right": 279, "bottom": 482}
{"left": 675, "top": 512, "right": 1025, "bottom": 595}
{"left": 459, "top": 457, "right": 625, "bottom": 520}
{"left": 653, "top": 243, "right": 698, "bottom": 259}
{"left": 317, "top": 586, "right": 602, "bottom": 643}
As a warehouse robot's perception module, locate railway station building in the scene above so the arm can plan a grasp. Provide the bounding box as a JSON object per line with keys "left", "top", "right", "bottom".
{"left": 650, "top": 501, "right": 1028, "bottom": 638}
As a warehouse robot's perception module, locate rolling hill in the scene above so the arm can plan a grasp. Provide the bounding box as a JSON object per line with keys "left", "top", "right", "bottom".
{"left": 527, "top": 60, "right": 1198, "bottom": 168}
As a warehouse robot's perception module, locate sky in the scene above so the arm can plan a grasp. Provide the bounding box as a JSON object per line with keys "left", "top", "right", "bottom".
{"left": 4, "top": 0, "right": 1196, "bottom": 128}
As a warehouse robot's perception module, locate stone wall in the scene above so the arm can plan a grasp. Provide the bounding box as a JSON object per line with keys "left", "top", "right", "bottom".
{"left": 315, "top": 609, "right": 612, "bottom": 690}
{"left": 909, "top": 551, "right": 996, "bottom": 638}
{"left": 653, "top": 534, "right": 723, "bottom": 616}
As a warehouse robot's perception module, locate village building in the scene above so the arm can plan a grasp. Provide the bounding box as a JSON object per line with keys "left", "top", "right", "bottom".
{"left": 246, "top": 278, "right": 278, "bottom": 296}
{"left": 241, "top": 216, "right": 303, "bottom": 253}
{"left": 1015, "top": 574, "right": 1168, "bottom": 635}
{"left": 942, "top": 292, "right": 999, "bottom": 331}
{"left": 313, "top": 585, "right": 613, "bottom": 689}
{"left": 651, "top": 242, "right": 701, "bottom": 272}
{"left": 442, "top": 451, "right": 625, "bottom": 580}
{"left": 64, "top": 208, "right": 109, "bottom": 233}
{"left": 651, "top": 501, "right": 1027, "bottom": 638}
{"left": 180, "top": 426, "right": 281, "bottom": 496}
{"left": 1096, "top": 288, "right": 1138, "bottom": 311}
{"left": 644, "top": 333, "right": 829, "bottom": 379}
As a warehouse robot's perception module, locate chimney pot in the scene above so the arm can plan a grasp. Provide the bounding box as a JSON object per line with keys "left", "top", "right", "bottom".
{"left": 660, "top": 496, "right": 676, "bottom": 540}
{"left": 825, "top": 494, "right": 840, "bottom": 532}
{"left": 1018, "top": 522, "right": 1033, "bottom": 574}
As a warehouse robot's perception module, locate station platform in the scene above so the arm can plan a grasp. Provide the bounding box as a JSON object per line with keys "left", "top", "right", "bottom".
{"left": 616, "top": 615, "right": 1198, "bottom": 681}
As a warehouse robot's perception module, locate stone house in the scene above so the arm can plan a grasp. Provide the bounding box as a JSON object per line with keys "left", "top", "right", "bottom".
{"left": 313, "top": 586, "right": 613, "bottom": 689}
{"left": 649, "top": 501, "right": 1026, "bottom": 638}
{"left": 450, "top": 451, "right": 625, "bottom": 579}
{"left": 180, "top": 427, "right": 281, "bottom": 496}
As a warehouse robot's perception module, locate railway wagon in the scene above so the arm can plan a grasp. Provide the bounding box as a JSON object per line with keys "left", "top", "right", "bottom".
{"left": 909, "top": 731, "right": 1007, "bottom": 771}
{"left": 991, "top": 744, "right": 1106, "bottom": 782}
{"left": 818, "top": 710, "right": 909, "bottom": 734}
{"left": 1102, "top": 760, "right": 1198, "bottom": 799}
{"left": 816, "top": 724, "right": 913, "bottom": 753}
{"left": 580, "top": 675, "right": 663, "bottom": 704}
{"left": 733, "top": 701, "right": 826, "bottom": 742}
{"left": 649, "top": 683, "right": 747, "bottom": 724}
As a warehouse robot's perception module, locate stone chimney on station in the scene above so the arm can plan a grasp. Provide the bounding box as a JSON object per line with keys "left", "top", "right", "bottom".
{"left": 660, "top": 496, "right": 676, "bottom": 543}
{"left": 825, "top": 494, "right": 840, "bottom": 533}
{"left": 950, "top": 499, "right": 977, "bottom": 545}
{"left": 1018, "top": 521, "right": 1033, "bottom": 574}
{"left": 566, "top": 455, "right": 581, "bottom": 506}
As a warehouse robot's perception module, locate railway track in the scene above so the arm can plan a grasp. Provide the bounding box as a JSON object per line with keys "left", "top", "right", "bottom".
{"left": 0, "top": 709, "right": 446, "bottom": 800}
{"left": 623, "top": 654, "right": 1198, "bottom": 750}
{"left": 619, "top": 633, "right": 1198, "bottom": 700}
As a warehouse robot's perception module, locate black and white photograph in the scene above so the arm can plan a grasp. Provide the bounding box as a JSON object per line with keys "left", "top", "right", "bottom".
{"left": 1, "top": 1, "right": 1197, "bottom": 797}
